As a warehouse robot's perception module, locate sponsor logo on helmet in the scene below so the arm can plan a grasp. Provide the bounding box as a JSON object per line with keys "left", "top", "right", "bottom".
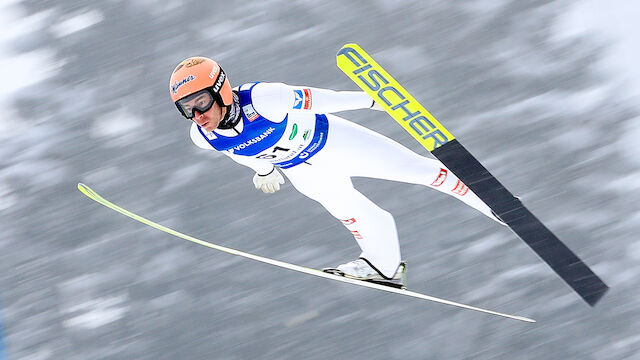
{"left": 209, "top": 64, "right": 219, "bottom": 79}
{"left": 233, "top": 127, "right": 275, "bottom": 151}
{"left": 185, "top": 58, "right": 206, "bottom": 67}
{"left": 212, "top": 71, "right": 226, "bottom": 93}
{"left": 171, "top": 75, "right": 196, "bottom": 94}
{"left": 302, "top": 129, "right": 311, "bottom": 140}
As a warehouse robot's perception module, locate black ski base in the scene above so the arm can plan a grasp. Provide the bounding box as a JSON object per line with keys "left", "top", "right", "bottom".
{"left": 432, "top": 139, "right": 609, "bottom": 306}
{"left": 362, "top": 279, "right": 406, "bottom": 289}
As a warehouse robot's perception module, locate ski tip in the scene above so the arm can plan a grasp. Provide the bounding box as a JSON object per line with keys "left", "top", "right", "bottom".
{"left": 340, "top": 42, "right": 358, "bottom": 49}
{"left": 77, "top": 182, "right": 90, "bottom": 194}
{"left": 515, "top": 316, "right": 536, "bottom": 323}
{"left": 77, "top": 183, "right": 97, "bottom": 200}
{"left": 336, "top": 43, "right": 360, "bottom": 58}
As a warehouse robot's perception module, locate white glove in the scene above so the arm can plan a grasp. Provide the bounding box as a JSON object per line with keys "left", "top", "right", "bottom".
{"left": 253, "top": 168, "right": 285, "bottom": 194}
{"left": 370, "top": 100, "right": 385, "bottom": 111}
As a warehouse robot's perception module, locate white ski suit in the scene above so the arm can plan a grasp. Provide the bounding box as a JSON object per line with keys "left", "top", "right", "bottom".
{"left": 190, "top": 82, "right": 501, "bottom": 278}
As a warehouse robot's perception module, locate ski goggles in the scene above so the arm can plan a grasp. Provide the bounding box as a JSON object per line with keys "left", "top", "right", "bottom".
{"left": 175, "top": 89, "right": 216, "bottom": 119}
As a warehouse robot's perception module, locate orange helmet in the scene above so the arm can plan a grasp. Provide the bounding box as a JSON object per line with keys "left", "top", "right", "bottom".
{"left": 169, "top": 57, "right": 233, "bottom": 118}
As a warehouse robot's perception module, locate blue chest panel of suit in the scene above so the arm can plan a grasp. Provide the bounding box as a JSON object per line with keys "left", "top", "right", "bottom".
{"left": 197, "top": 82, "right": 287, "bottom": 156}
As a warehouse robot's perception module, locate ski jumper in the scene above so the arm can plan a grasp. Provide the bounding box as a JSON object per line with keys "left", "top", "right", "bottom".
{"left": 190, "top": 82, "right": 501, "bottom": 278}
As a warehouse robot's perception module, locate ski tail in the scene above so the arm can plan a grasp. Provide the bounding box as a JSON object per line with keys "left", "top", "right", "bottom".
{"left": 336, "top": 43, "right": 608, "bottom": 306}
{"left": 432, "top": 140, "right": 608, "bottom": 306}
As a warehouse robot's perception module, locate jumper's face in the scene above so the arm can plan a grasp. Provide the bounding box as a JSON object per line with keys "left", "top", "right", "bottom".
{"left": 177, "top": 89, "right": 226, "bottom": 131}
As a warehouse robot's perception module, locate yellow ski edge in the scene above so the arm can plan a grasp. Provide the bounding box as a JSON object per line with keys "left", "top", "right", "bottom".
{"left": 77, "top": 183, "right": 534, "bottom": 323}
{"left": 336, "top": 43, "right": 454, "bottom": 152}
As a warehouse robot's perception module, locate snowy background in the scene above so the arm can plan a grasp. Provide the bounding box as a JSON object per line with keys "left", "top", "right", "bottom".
{"left": 1, "top": 0, "right": 639, "bottom": 359}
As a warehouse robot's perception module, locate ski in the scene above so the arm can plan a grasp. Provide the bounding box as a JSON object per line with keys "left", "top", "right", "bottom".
{"left": 336, "top": 43, "right": 608, "bottom": 306}
{"left": 77, "top": 183, "right": 534, "bottom": 323}
{"left": 361, "top": 279, "right": 406, "bottom": 289}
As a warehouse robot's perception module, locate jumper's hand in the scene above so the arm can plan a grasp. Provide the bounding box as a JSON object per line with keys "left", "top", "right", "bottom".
{"left": 253, "top": 168, "right": 285, "bottom": 194}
